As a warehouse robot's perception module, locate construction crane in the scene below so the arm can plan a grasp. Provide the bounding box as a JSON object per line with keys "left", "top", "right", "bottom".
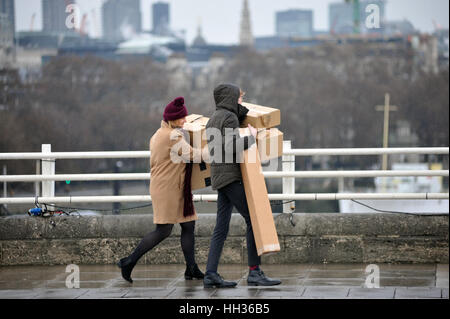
{"left": 345, "top": 0, "right": 360, "bottom": 34}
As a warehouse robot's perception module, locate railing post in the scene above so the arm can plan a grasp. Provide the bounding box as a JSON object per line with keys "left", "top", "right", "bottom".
{"left": 2, "top": 165, "right": 6, "bottom": 210}
{"left": 41, "top": 144, "right": 55, "bottom": 210}
{"left": 35, "top": 160, "right": 40, "bottom": 197}
{"left": 282, "top": 140, "right": 296, "bottom": 213}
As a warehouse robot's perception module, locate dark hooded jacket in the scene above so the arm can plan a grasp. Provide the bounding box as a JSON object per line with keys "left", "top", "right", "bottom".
{"left": 206, "top": 83, "right": 256, "bottom": 190}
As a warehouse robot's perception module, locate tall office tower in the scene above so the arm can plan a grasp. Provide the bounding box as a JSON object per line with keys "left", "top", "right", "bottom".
{"left": 0, "top": 13, "right": 14, "bottom": 64}
{"left": 0, "top": 0, "right": 14, "bottom": 35}
{"left": 329, "top": 0, "right": 385, "bottom": 35}
{"left": 152, "top": 2, "right": 170, "bottom": 36}
{"left": 276, "top": 9, "right": 313, "bottom": 38}
{"left": 239, "top": 0, "right": 253, "bottom": 46}
{"left": 42, "top": 0, "right": 75, "bottom": 33}
{"left": 102, "top": 0, "right": 142, "bottom": 42}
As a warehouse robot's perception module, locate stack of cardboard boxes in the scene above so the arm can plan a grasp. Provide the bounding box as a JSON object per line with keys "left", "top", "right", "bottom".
{"left": 240, "top": 102, "right": 283, "bottom": 162}
{"left": 183, "top": 103, "right": 283, "bottom": 256}
{"left": 239, "top": 102, "right": 283, "bottom": 256}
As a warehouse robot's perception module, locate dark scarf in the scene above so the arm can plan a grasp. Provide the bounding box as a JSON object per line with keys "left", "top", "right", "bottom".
{"left": 183, "top": 162, "right": 194, "bottom": 217}
{"left": 178, "top": 128, "right": 195, "bottom": 217}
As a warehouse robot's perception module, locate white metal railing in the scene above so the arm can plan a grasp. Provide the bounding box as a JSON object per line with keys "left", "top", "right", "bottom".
{"left": 1, "top": 170, "right": 449, "bottom": 182}
{"left": 1, "top": 147, "right": 447, "bottom": 160}
{"left": 0, "top": 143, "right": 449, "bottom": 213}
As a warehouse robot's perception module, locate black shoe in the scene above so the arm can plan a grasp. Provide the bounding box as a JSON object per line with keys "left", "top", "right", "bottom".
{"left": 203, "top": 272, "right": 237, "bottom": 288}
{"left": 247, "top": 269, "right": 281, "bottom": 286}
{"left": 117, "top": 257, "right": 135, "bottom": 283}
{"left": 185, "top": 263, "right": 205, "bottom": 280}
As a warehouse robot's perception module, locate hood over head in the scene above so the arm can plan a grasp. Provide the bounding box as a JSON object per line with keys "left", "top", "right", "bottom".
{"left": 213, "top": 83, "right": 249, "bottom": 121}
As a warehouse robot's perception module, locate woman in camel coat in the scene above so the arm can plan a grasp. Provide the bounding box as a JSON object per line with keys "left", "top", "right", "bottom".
{"left": 117, "top": 96, "right": 208, "bottom": 283}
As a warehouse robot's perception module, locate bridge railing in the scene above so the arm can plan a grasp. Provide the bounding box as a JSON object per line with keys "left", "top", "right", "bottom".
{"left": 0, "top": 143, "right": 448, "bottom": 214}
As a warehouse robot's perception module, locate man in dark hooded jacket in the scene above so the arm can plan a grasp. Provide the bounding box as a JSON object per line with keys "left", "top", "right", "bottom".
{"left": 203, "top": 83, "right": 281, "bottom": 288}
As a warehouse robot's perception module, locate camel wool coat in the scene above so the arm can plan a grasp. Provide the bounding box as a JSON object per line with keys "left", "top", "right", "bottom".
{"left": 149, "top": 120, "right": 202, "bottom": 224}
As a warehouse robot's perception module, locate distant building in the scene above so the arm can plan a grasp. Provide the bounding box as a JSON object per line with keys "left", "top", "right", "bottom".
{"left": 186, "top": 44, "right": 238, "bottom": 63}
{"left": 434, "top": 28, "right": 449, "bottom": 67}
{"left": 329, "top": 1, "right": 353, "bottom": 34}
{"left": 0, "top": 12, "right": 14, "bottom": 68}
{"left": 240, "top": 0, "right": 253, "bottom": 46}
{"left": 192, "top": 23, "right": 207, "bottom": 47}
{"left": 17, "top": 31, "right": 83, "bottom": 49}
{"left": 0, "top": 0, "right": 14, "bottom": 37}
{"left": 410, "top": 34, "right": 439, "bottom": 74}
{"left": 254, "top": 36, "right": 286, "bottom": 51}
{"left": 329, "top": 0, "right": 385, "bottom": 35}
{"left": 276, "top": 9, "right": 313, "bottom": 38}
{"left": 115, "top": 33, "right": 185, "bottom": 62}
{"left": 42, "top": 0, "right": 75, "bottom": 33}
{"left": 102, "top": 0, "right": 142, "bottom": 42}
{"left": 383, "top": 19, "right": 415, "bottom": 36}
{"left": 152, "top": 2, "right": 170, "bottom": 36}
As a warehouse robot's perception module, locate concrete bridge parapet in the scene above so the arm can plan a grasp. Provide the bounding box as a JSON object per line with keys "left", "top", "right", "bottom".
{"left": 0, "top": 213, "right": 448, "bottom": 265}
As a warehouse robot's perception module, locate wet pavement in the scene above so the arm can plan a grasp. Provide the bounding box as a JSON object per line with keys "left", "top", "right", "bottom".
{"left": 0, "top": 263, "right": 448, "bottom": 299}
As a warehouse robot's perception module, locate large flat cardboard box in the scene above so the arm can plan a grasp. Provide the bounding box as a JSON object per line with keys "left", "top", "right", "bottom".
{"left": 239, "top": 128, "right": 280, "bottom": 256}
{"left": 184, "top": 114, "right": 209, "bottom": 149}
{"left": 241, "top": 102, "right": 281, "bottom": 128}
{"left": 184, "top": 114, "right": 211, "bottom": 190}
{"left": 256, "top": 128, "right": 284, "bottom": 162}
{"left": 191, "top": 161, "right": 211, "bottom": 190}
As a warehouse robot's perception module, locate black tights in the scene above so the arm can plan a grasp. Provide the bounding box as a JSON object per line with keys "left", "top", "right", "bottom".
{"left": 128, "top": 221, "right": 196, "bottom": 266}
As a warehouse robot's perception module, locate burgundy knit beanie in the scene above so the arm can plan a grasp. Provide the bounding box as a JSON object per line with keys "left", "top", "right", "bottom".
{"left": 163, "top": 97, "right": 188, "bottom": 122}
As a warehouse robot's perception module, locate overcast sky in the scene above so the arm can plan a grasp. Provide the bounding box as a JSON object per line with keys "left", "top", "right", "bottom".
{"left": 15, "top": 0, "right": 450, "bottom": 45}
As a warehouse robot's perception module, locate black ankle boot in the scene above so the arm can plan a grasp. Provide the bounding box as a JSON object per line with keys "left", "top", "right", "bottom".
{"left": 184, "top": 263, "right": 205, "bottom": 280}
{"left": 247, "top": 269, "right": 281, "bottom": 286}
{"left": 117, "top": 257, "right": 135, "bottom": 283}
{"left": 203, "top": 272, "right": 237, "bottom": 288}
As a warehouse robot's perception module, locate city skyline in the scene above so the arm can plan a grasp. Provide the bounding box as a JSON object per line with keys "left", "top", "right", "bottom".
{"left": 14, "top": 0, "right": 450, "bottom": 44}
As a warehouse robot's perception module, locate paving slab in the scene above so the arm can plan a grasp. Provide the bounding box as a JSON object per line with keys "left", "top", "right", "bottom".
{"left": 380, "top": 277, "right": 436, "bottom": 287}
{"left": 301, "top": 286, "right": 351, "bottom": 298}
{"left": 210, "top": 287, "right": 259, "bottom": 298}
{"left": 256, "top": 286, "right": 303, "bottom": 298}
{"left": 303, "top": 278, "right": 365, "bottom": 287}
{"left": 35, "top": 288, "right": 90, "bottom": 299}
{"left": 442, "top": 288, "right": 448, "bottom": 299}
{"left": 79, "top": 288, "right": 130, "bottom": 299}
{"left": 167, "top": 287, "right": 216, "bottom": 299}
{"left": 0, "top": 289, "right": 42, "bottom": 299}
{"left": 395, "top": 287, "right": 443, "bottom": 299}
{"left": 123, "top": 288, "right": 175, "bottom": 298}
{"left": 436, "top": 278, "right": 449, "bottom": 288}
{"left": 348, "top": 287, "right": 395, "bottom": 299}
{"left": 436, "top": 264, "right": 448, "bottom": 275}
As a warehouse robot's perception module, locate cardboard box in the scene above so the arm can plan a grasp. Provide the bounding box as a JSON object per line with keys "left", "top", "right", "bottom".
{"left": 184, "top": 115, "right": 211, "bottom": 190}
{"left": 256, "top": 128, "right": 284, "bottom": 162}
{"left": 241, "top": 102, "right": 281, "bottom": 128}
{"left": 239, "top": 128, "right": 280, "bottom": 256}
{"left": 184, "top": 114, "right": 209, "bottom": 149}
{"left": 191, "top": 161, "right": 211, "bottom": 190}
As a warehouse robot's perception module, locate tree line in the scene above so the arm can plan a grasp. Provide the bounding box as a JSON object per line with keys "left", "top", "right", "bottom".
{"left": 1, "top": 42, "right": 448, "bottom": 193}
